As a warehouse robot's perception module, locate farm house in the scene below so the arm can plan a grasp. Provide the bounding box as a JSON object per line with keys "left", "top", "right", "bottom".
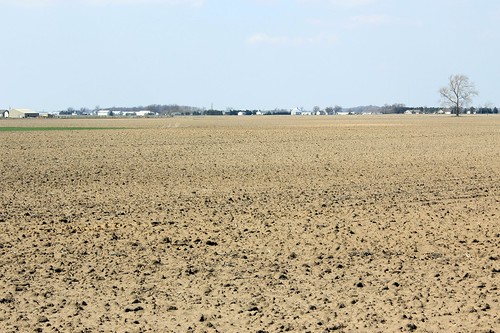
{"left": 97, "top": 110, "right": 111, "bottom": 117}
{"left": 136, "top": 110, "right": 154, "bottom": 117}
{"left": 8, "top": 109, "right": 39, "bottom": 118}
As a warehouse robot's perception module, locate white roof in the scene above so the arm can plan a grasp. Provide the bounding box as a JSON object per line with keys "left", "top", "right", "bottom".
{"left": 10, "top": 108, "right": 35, "bottom": 113}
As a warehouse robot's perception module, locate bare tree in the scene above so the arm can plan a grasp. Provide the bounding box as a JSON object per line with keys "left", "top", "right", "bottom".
{"left": 439, "top": 74, "right": 478, "bottom": 116}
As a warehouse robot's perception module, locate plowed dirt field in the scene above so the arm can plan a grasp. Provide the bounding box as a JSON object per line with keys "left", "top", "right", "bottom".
{"left": 1, "top": 116, "right": 499, "bottom": 332}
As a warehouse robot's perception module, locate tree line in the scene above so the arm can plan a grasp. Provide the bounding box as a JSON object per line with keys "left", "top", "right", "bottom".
{"left": 56, "top": 75, "right": 496, "bottom": 117}
{"left": 57, "top": 104, "right": 498, "bottom": 116}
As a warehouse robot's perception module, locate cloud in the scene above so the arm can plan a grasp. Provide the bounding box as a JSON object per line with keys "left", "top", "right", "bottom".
{"left": 247, "top": 32, "right": 337, "bottom": 46}
{"left": 348, "top": 14, "right": 392, "bottom": 27}
{"left": 249, "top": 0, "right": 281, "bottom": 4}
{"left": 0, "top": 0, "right": 204, "bottom": 7}
{"left": 347, "top": 15, "right": 423, "bottom": 29}
{"left": 297, "top": 0, "right": 377, "bottom": 7}
{"left": 329, "top": 0, "right": 376, "bottom": 6}
{"left": 492, "top": 7, "right": 500, "bottom": 20}
{"left": 82, "top": 0, "right": 204, "bottom": 5}
{"left": 0, "top": 0, "right": 56, "bottom": 6}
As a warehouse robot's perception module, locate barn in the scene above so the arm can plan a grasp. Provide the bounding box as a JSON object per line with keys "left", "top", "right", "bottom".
{"left": 97, "top": 110, "right": 111, "bottom": 117}
{"left": 136, "top": 110, "right": 154, "bottom": 117}
{"left": 9, "top": 108, "right": 39, "bottom": 118}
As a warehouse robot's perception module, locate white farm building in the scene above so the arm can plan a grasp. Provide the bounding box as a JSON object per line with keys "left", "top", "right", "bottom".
{"left": 136, "top": 110, "right": 154, "bottom": 117}
{"left": 8, "top": 108, "right": 39, "bottom": 118}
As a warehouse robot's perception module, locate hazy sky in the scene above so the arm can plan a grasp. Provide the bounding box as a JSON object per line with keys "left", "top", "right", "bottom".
{"left": 1, "top": 0, "right": 499, "bottom": 111}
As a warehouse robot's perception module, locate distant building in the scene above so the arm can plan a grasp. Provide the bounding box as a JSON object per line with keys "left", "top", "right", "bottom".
{"left": 136, "top": 110, "right": 154, "bottom": 117}
{"left": 404, "top": 110, "right": 422, "bottom": 115}
{"left": 1, "top": 110, "right": 8, "bottom": 118}
{"left": 9, "top": 108, "right": 39, "bottom": 118}
{"left": 290, "top": 107, "right": 302, "bottom": 116}
{"left": 97, "top": 110, "right": 111, "bottom": 117}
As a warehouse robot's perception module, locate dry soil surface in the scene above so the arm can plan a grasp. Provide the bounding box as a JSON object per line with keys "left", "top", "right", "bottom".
{"left": 1, "top": 116, "right": 499, "bottom": 332}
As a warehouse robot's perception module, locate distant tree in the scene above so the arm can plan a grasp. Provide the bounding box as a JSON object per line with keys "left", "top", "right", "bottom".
{"left": 203, "top": 109, "right": 223, "bottom": 116}
{"left": 313, "top": 106, "right": 321, "bottom": 114}
{"left": 395, "top": 104, "right": 407, "bottom": 114}
{"left": 439, "top": 74, "right": 478, "bottom": 116}
{"left": 494, "top": 107, "right": 499, "bottom": 114}
{"left": 334, "top": 105, "right": 342, "bottom": 114}
{"left": 325, "top": 106, "right": 334, "bottom": 115}
{"left": 380, "top": 103, "right": 406, "bottom": 114}
{"left": 78, "top": 107, "right": 91, "bottom": 115}
{"left": 481, "top": 107, "right": 493, "bottom": 114}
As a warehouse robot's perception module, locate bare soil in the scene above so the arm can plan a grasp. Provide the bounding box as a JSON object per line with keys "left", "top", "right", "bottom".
{"left": 1, "top": 116, "right": 499, "bottom": 332}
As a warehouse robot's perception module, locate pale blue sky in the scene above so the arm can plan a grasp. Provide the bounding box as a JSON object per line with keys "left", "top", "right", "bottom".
{"left": 1, "top": 0, "right": 499, "bottom": 111}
